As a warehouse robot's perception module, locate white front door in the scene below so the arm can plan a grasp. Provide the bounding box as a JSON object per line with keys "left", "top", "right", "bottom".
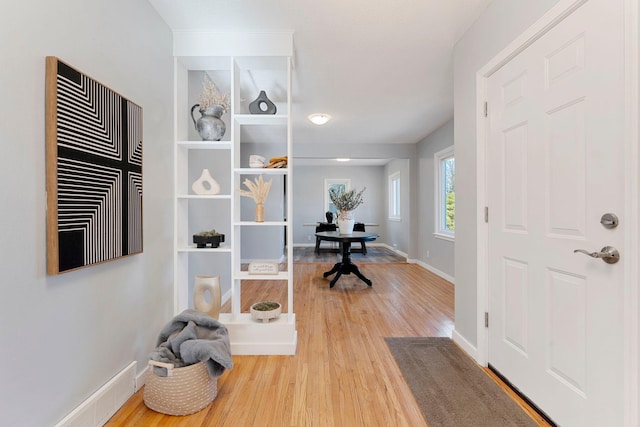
{"left": 486, "top": 0, "right": 625, "bottom": 425}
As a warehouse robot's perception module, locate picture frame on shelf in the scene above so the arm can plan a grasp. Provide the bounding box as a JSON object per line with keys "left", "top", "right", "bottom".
{"left": 248, "top": 261, "right": 279, "bottom": 275}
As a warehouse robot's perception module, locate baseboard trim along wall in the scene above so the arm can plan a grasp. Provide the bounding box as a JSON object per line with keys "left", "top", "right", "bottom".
{"left": 409, "top": 259, "right": 455, "bottom": 284}
{"left": 54, "top": 361, "right": 136, "bottom": 427}
{"left": 136, "top": 365, "right": 148, "bottom": 392}
{"left": 453, "top": 329, "right": 479, "bottom": 361}
{"left": 380, "top": 244, "right": 408, "bottom": 259}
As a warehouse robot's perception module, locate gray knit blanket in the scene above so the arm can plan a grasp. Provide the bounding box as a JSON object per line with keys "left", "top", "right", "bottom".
{"left": 149, "top": 309, "right": 233, "bottom": 379}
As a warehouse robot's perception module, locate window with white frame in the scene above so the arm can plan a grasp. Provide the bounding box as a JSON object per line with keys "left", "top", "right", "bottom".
{"left": 434, "top": 146, "right": 455, "bottom": 240}
{"left": 388, "top": 172, "right": 401, "bottom": 221}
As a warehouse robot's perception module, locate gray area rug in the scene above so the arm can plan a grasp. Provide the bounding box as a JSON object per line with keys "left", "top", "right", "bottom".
{"left": 385, "top": 337, "right": 537, "bottom": 427}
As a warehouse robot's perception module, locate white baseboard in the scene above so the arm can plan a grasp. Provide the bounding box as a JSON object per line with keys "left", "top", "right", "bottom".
{"left": 135, "top": 364, "right": 148, "bottom": 392}
{"left": 54, "top": 361, "right": 136, "bottom": 427}
{"left": 452, "top": 329, "right": 481, "bottom": 363}
{"left": 374, "top": 243, "right": 407, "bottom": 258}
{"left": 410, "top": 259, "right": 455, "bottom": 284}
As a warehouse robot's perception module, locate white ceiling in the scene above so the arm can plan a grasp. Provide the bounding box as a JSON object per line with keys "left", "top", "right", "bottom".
{"left": 148, "top": 0, "right": 492, "bottom": 146}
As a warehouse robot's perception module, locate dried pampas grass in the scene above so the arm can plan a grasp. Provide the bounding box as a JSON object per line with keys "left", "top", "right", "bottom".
{"left": 239, "top": 175, "right": 272, "bottom": 204}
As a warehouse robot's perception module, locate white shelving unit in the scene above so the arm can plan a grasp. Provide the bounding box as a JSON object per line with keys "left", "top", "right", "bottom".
{"left": 172, "top": 32, "right": 296, "bottom": 355}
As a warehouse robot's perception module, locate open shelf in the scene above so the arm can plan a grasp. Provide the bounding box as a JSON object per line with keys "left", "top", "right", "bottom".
{"left": 176, "top": 140, "right": 233, "bottom": 150}
{"left": 173, "top": 32, "right": 296, "bottom": 355}
{"left": 235, "top": 271, "right": 289, "bottom": 281}
{"left": 176, "top": 194, "right": 232, "bottom": 200}
{"left": 177, "top": 245, "right": 232, "bottom": 253}
{"left": 234, "top": 114, "right": 288, "bottom": 126}
{"left": 234, "top": 221, "right": 287, "bottom": 226}
{"left": 234, "top": 168, "right": 288, "bottom": 175}
{"left": 217, "top": 313, "right": 297, "bottom": 355}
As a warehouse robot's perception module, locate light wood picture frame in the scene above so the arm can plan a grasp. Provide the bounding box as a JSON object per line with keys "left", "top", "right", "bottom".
{"left": 45, "top": 57, "right": 143, "bottom": 275}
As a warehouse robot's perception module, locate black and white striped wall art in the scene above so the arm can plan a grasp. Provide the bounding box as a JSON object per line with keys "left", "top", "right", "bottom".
{"left": 46, "top": 57, "right": 143, "bottom": 275}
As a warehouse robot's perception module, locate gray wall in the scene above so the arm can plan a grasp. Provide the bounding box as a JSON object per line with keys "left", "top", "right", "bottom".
{"left": 291, "top": 142, "right": 416, "bottom": 253}
{"left": 453, "top": 0, "right": 562, "bottom": 348}
{"left": 294, "top": 142, "right": 415, "bottom": 160}
{"left": 0, "top": 2, "right": 174, "bottom": 426}
{"left": 416, "top": 120, "right": 455, "bottom": 278}
{"left": 294, "top": 134, "right": 456, "bottom": 271}
{"left": 292, "top": 165, "right": 387, "bottom": 245}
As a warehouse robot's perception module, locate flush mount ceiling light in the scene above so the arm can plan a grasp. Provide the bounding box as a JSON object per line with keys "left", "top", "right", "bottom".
{"left": 336, "top": 158, "right": 351, "bottom": 162}
{"left": 308, "top": 113, "right": 331, "bottom": 125}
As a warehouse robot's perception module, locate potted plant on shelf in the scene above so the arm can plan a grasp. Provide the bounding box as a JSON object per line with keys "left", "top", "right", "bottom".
{"left": 329, "top": 186, "right": 366, "bottom": 234}
{"left": 190, "top": 74, "right": 231, "bottom": 141}
{"left": 193, "top": 229, "right": 225, "bottom": 248}
{"left": 250, "top": 301, "right": 282, "bottom": 323}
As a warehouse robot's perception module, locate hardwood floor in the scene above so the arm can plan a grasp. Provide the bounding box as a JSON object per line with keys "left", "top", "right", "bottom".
{"left": 107, "top": 262, "right": 545, "bottom": 426}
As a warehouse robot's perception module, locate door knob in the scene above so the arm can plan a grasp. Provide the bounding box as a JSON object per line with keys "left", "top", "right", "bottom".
{"left": 600, "top": 213, "right": 619, "bottom": 229}
{"left": 573, "top": 246, "right": 620, "bottom": 264}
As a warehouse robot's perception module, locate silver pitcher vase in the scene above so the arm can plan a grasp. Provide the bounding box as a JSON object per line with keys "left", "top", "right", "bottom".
{"left": 190, "top": 104, "right": 226, "bottom": 141}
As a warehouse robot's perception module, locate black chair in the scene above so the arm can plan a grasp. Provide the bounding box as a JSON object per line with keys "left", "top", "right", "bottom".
{"left": 315, "top": 222, "right": 337, "bottom": 254}
{"left": 353, "top": 222, "right": 367, "bottom": 254}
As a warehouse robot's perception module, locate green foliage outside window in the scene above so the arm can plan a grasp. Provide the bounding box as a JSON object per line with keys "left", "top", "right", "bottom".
{"left": 446, "top": 191, "right": 455, "bottom": 231}
{"left": 444, "top": 157, "right": 455, "bottom": 231}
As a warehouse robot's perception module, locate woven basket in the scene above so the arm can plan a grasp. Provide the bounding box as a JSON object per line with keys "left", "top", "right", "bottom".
{"left": 143, "top": 360, "right": 217, "bottom": 416}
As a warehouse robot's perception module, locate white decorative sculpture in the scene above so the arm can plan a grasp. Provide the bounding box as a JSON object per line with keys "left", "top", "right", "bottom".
{"left": 249, "top": 155, "right": 265, "bottom": 168}
{"left": 193, "top": 275, "right": 221, "bottom": 320}
{"left": 192, "top": 169, "right": 220, "bottom": 195}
